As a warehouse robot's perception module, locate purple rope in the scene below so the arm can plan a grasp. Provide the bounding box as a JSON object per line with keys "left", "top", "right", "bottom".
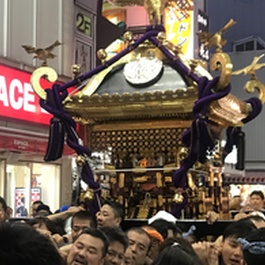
{"left": 170, "top": 77, "right": 231, "bottom": 217}
{"left": 40, "top": 84, "right": 100, "bottom": 213}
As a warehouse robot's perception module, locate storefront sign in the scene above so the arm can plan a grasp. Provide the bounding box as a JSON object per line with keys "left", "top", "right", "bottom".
{"left": 0, "top": 131, "right": 74, "bottom": 155}
{"left": 197, "top": 9, "right": 209, "bottom": 61}
{"left": 0, "top": 64, "right": 54, "bottom": 125}
{"left": 164, "top": 1, "right": 194, "bottom": 58}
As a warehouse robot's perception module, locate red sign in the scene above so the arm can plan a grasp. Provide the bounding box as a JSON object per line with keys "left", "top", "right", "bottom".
{"left": 0, "top": 64, "right": 58, "bottom": 125}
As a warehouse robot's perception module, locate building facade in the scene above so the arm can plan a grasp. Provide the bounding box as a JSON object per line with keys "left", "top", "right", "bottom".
{"left": 0, "top": 0, "right": 98, "bottom": 215}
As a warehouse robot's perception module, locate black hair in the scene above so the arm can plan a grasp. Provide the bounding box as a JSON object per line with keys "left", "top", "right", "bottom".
{"left": 223, "top": 218, "right": 257, "bottom": 240}
{"left": 250, "top": 190, "right": 265, "bottom": 200}
{"left": 100, "top": 226, "right": 129, "bottom": 250}
{"left": 103, "top": 200, "right": 125, "bottom": 221}
{"left": 36, "top": 204, "right": 52, "bottom": 216}
{"left": 32, "top": 200, "right": 44, "bottom": 206}
{"left": 0, "top": 197, "right": 8, "bottom": 213}
{"left": 28, "top": 216, "right": 62, "bottom": 235}
{"left": 71, "top": 210, "right": 97, "bottom": 228}
{"left": 243, "top": 227, "right": 265, "bottom": 265}
{"left": 149, "top": 218, "right": 183, "bottom": 239}
{"left": 77, "top": 227, "right": 109, "bottom": 257}
{"left": 151, "top": 238, "right": 203, "bottom": 265}
{"left": 0, "top": 222, "right": 63, "bottom": 265}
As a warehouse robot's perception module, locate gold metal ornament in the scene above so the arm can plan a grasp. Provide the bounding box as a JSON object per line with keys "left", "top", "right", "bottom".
{"left": 30, "top": 66, "right": 58, "bottom": 100}
{"left": 156, "top": 32, "right": 167, "bottom": 43}
{"left": 80, "top": 188, "right": 94, "bottom": 202}
{"left": 172, "top": 192, "right": 184, "bottom": 204}
{"left": 97, "top": 49, "right": 108, "bottom": 64}
{"left": 245, "top": 78, "right": 265, "bottom": 104}
{"left": 123, "top": 31, "right": 134, "bottom": 45}
{"left": 210, "top": 52, "right": 233, "bottom": 91}
{"left": 197, "top": 19, "right": 236, "bottom": 52}
{"left": 75, "top": 155, "right": 86, "bottom": 167}
{"left": 71, "top": 64, "right": 82, "bottom": 79}
{"left": 232, "top": 54, "right": 265, "bottom": 103}
{"left": 22, "top": 40, "right": 62, "bottom": 66}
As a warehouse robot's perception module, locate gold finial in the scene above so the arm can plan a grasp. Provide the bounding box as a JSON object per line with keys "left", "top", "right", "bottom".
{"left": 197, "top": 19, "right": 236, "bottom": 52}
{"left": 22, "top": 40, "right": 62, "bottom": 66}
{"left": 97, "top": 49, "right": 108, "bottom": 64}
{"left": 123, "top": 31, "right": 134, "bottom": 46}
{"left": 157, "top": 32, "right": 167, "bottom": 42}
{"left": 75, "top": 155, "right": 86, "bottom": 167}
{"left": 71, "top": 64, "right": 82, "bottom": 79}
{"left": 172, "top": 192, "right": 184, "bottom": 204}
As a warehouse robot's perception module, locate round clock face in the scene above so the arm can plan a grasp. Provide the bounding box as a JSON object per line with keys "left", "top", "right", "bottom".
{"left": 123, "top": 57, "right": 163, "bottom": 86}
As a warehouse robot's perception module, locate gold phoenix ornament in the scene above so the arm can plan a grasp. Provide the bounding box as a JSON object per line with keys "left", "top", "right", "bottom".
{"left": 22, "top": 40, "right": 62, "bottom": 66}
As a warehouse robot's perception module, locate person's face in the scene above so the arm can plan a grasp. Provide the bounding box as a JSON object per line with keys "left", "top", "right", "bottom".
{"left": 250, "top": 195, "right": 264, "bottom": 211}
{"left": 96, "top": 205, "right": 120, "bottom": 228}
{"left": 32, "top": 203, "right": 41, "bottom": 217}
{"left": 221, "top": 237, "right": 244, "bottom": 265}
{"left": 0, "top": 203, "right": 7, "bottom": 221}
{"left": 67, "top": 233, "right": 104, "bottom": 265}
{"left": 126, "top": 230, "right": 150, "bottom": 265}
{"left": 104, "top": 241, "right": 126, "bottom": 265}
{"left": 148, "top": 238, "right": 160, "bottom": 260}
{"left": 71, "top": 218, "right": 92, "bottom": 242}
{"left": 124, "top": 248, "right": 135, "bottom": 265}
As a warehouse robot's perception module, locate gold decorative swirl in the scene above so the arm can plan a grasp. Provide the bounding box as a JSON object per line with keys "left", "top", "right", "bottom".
{"left": 30, "top": 67, "right": 58, "bottom": 100}
{"left": 245, "top": 78, "right": 265, "bottom": 103}
{"left": 210, "top": 52, "right": 232, "bottom": 91}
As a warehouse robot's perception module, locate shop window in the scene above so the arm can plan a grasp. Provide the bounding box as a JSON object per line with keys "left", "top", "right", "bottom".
{"left": 5, "top": 162, "right": 60, "bottom": 217}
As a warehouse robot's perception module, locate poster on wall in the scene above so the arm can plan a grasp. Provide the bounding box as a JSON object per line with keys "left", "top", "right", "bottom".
{"left": 15, "top": 187, "right": 28, "bottom": 217}
{"left": 31, "top": 187, "right": 41, "bottom": 204}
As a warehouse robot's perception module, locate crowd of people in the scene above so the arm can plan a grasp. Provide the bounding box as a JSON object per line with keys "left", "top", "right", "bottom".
{"left": 0, "top": 190, "right": 265, "bottom": 265}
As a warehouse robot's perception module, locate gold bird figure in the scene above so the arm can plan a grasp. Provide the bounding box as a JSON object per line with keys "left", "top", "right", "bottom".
{"left": 197, "top": 19, "right": 236, "bottom": 51}
{"left": 22, "top": 40, "right": 62, "bottom": 66}
{"left": 232, "top": 54, "right": 265, "bottom": 76}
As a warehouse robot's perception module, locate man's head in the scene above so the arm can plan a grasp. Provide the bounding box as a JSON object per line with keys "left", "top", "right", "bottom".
{"left": 96, "top": 200, "right": 124, "bottom": 228}
{"left": 35, "top": 204, "right": 52, "bottom": 217}
{"left": 0, "top": 197, "right": 8, "bottom": 221}
{"left": 149, "top": 218, "right": 182, "bottom": 239}
{"left": 221, "top": 218, "right": 257, "bottom": 265}
{"left": 100, "top": 226, "right": 129, "bottom": 265}
{"left": 67, "top": 227, "right": 109, "bottom": 265}
{"left": 240, "top": 227, "right": 265, "bottom": 265}
{"left": 71, "top": 210, "right": 97, "bottom": 242}
{"left": 31, "top": 200, "right": 44, "bottom": 217}
{"left": 249, "top": 190, "right": 265, "bottom": 211}
{"left": 240, "top": 214, "right": 265, "bottom": 228}
{"left": 125, "top": 227, "right": 151, "bottom": 265}
{"left": 142, "top": 226, "right": 164, "bottom": 261}
{"left": 0, "top": 222, "right": 63, "bottom": 265}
